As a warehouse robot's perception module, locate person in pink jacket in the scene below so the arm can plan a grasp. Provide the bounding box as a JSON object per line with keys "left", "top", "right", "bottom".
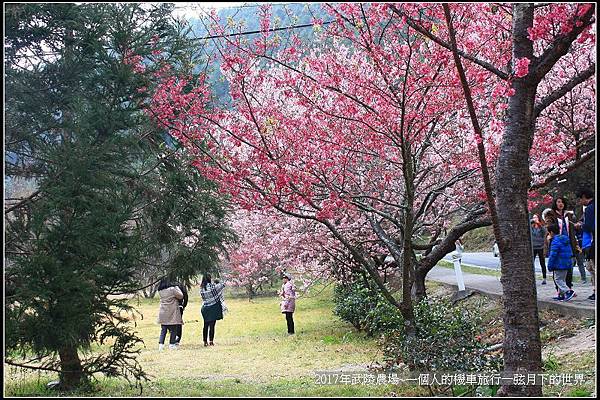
{"left": 279, "top": 273, "right": 296, "bottom": 335}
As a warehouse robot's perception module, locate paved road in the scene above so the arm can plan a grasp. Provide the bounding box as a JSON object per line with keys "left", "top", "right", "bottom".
{"left": 444, "top": 252, "right": 547, "bottom": 272}
{"left": 444, "top": 252, "right": 589, "bottom": 283}
{"left": 427, "top": 266, "right": 595, "bottom": 318}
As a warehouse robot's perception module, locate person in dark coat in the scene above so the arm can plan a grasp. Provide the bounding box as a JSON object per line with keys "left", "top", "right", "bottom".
{"left": 171, "top": 281, "right": 188, "bottom": 347}
{"left": 550, "top": 196, "right": 580, "bottom": 293}
{"left": 530, "top": 214, "right": 547, "bottom": 284}
{"left": 576, "top": 188, "right": 595, "bottom": 300}
{"left": 571, "top": 210, "right": 587, "bottom": 284}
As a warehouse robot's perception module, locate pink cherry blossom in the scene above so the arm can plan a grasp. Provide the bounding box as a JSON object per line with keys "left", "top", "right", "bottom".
{"left": 514, "top": 57, "right": 531, "bottom": 78}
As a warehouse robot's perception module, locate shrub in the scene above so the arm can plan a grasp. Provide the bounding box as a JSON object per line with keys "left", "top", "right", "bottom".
{"left": 542, "top": 353, "right": 560, "bottom": 372}
{"left": 333, "top": 279, "right": 403, "bottom": 336}
{"left": 363, "top": 297, "right": 404, "bottom": 336}
{"left": 383, "top": 297, "right": 502, "bottom": 373}
{"left": 333, "top": 281, "right": 373, "bottom": 331}
{"left": 567, "top": 387, "right": 593, "bottom": 397}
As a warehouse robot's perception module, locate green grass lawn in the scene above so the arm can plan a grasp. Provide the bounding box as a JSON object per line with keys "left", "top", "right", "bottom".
{"left": 4, "top": 285, "right": 427, "bottom": 397}
{"left": 541, "top": 350, "right": 596, "bottom": 397}
{"left": 7, "top": 283, "right": 593, "bottom": 397}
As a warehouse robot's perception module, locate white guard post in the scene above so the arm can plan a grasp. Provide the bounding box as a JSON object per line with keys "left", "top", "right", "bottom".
{"left": 451, "top": 253, "right": 466, "bottom": 292}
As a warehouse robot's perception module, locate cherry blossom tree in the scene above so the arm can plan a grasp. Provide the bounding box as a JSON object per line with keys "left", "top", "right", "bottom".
{"left": 143, "top": 4, "right": 503, "bottom": 332}
{"left": 140, "top": 3, "right": 594, "bottom": 388}
{"left": 389, "top": 3, "right": 595, "bottom": 395}
{"left": 222, "top": 209, "right": 330, "bottom": 298}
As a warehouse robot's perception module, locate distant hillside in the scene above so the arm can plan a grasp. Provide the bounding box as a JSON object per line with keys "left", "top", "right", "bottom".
{"left": 187, "top": 3, "right": 325, "bottom": 106}
{"left": 462, "top": 226, "right": 495, "bottom": 252}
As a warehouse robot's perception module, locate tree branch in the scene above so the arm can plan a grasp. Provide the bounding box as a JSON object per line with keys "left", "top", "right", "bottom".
{"left": 534, "top": 63, "right": 595, "bottom": 117}
{"left": 387, "top": 4, "right": 509, "bottom": 80}
{"left": 529, "top": 150, "right": 595, "bottom": 190}
{"left": 442, "top": 3, "right": 503, "bottom": 249}
{"left": 320, "top": 219, "right": 404, "bottom": 310}
{"left": 4, "top": 359, "right": 63, "bottom": 374}
{"left": 4, "top": 189, "right": 41, "bottom": 214}
{"left": 532, "top": 5, "right": 595, "bottom": 82}
{"left": 417, "top": 214, "right": 492, "bottom": 275}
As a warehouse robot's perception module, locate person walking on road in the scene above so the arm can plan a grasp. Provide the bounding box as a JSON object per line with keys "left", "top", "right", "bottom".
{"left": 576, "top": 188, "right": 595, "bottom": 301}
{"left": 571, "top": 210, "right": 588, "bottom": 284}
{"left": 547, "top": 224, "right": 575, "bottom": 302}
{"left": 530, "top": 214, "right": 548, "bottom": 284}
{"left": 157, "top": 278, "right": 184, "bottom": 351}
{"left": 551, "top": 196, "right": 580, "bottom": 294}
{"left": 279, "top": 272, "right": 296, "bottom": 335}
{"left": 200, "top": 274, "right": 226, "bottom": 346}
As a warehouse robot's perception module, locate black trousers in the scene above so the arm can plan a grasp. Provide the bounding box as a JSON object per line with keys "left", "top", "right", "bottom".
{"left": 533, "top": 248, "right": 547, "bottom": 279}
{"left": 159, "top": 324, "right": 177, "bottom": 345}
{"left": 284, "top": 312, "right": 295, "bottom": 334}
{"left": 175, "top": 308, "right": 184, "bottom": 344}
{"left": 203, "top": 320, "right": 216, "bottom": 343}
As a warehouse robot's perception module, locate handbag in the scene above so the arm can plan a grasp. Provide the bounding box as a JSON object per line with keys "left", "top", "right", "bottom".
{"left": 211, "top": 285, "right": 228, "bottom": 316}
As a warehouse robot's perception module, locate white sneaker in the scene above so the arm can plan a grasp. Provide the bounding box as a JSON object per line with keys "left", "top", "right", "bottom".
{"left": 169, "top": 344, "right": 178, "bottom": 350}
{"left": 158, "top": 344, "right": 164, "bottom": 351}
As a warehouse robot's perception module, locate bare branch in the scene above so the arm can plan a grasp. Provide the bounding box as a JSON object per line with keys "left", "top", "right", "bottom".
{"left": 388, "top": 4, "right": 509, "bottom": 80}
{"left": 534, "top": 63, "right": 595, "bottom": 117}
{"left": 4, "top": 189, "right": 41, "bottom": 215}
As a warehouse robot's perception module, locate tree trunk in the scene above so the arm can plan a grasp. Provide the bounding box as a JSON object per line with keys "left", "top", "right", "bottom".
{"left": 58, "top": 345, "right": 85, "bottom": 390}
{"left": 247, "top": 284, "right": 256, "bottom": 300}
{"left": 145, "top": 282, "right": 158, "bottom": 299}
{"left": 400, "top": 217, "right": 415, "bottom": 330}
{"left": 399, "top": 139, "right": 416, "bottom": 334}
{"left": 413, "top": 213, "right": 491, "bottom": 300}
{"left": 496, "top": 5, "right": 542, "bottom": 396}
{"left": 414, "top": 267, "right": 427, "bottom": 300}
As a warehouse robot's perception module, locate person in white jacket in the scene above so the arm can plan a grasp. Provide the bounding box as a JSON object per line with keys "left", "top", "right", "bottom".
{"left": 157, "top": 278, "right": 184, "bottom": 351}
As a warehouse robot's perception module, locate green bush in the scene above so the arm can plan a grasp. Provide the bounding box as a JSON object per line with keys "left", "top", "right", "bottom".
{"left": 364, "top": 297, "right": 404, "bottom": 336}
{"left": 333, "top": 279, "right": 403, "bottom": 336}
{"left": 383, "top": 297, "right": 502, "bottom": 373}
{"left": 567, "top": 387, "right": 593, "bottom": 397}
{"left": 333, "top": 282, "right": 373, "bottom": 331}
{"left": 542, "top": 353, "right": 561, "bottom": 372}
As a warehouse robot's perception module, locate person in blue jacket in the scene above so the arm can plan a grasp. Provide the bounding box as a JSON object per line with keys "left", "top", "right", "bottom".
{"left": 576, "top": 188, "right": 595, "bottom": 301}
{"left": 547, "top": 223, "right": 575, "bottom": 302}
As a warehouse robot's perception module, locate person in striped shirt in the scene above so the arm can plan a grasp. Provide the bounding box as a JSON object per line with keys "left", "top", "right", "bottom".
{"left": 200, "top": 274, "right": 226, "bottom": 346}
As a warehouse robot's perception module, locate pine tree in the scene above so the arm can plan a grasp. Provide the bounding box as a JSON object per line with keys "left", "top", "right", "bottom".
{"left": 5, "top": 3, "right": 234, "bottom": 390}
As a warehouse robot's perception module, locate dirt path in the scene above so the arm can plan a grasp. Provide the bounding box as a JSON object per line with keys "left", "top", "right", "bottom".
{"left": 542, "top": 326, "right": 596, "bottom": 358}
